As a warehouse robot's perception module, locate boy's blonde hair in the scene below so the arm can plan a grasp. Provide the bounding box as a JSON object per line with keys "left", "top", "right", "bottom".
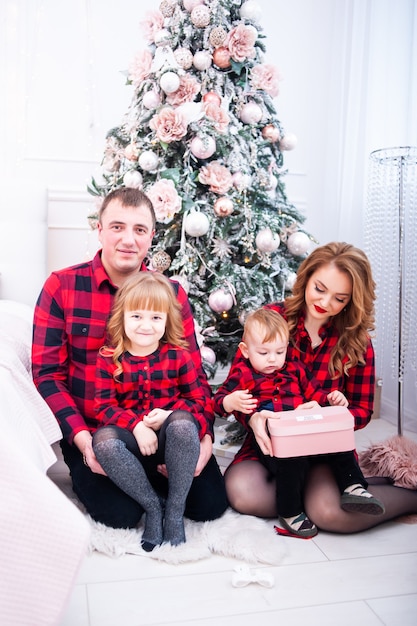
{"left": 102, "top": 272, "right": 188, "bottom": 378}
{"left": 243, "top": 308, "right": 289, "bottom": 344}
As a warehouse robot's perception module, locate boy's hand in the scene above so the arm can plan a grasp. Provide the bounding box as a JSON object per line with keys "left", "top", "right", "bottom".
{"left": 327, "top": 390, "right": 349, "bottom": 407}
{"left": 223, "top": 389, "right": 258, "bottom": 414}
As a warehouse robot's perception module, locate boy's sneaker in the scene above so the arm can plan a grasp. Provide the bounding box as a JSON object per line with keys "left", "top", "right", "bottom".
{"left": 341, "top": 483, "right": 385, "bottom": 515}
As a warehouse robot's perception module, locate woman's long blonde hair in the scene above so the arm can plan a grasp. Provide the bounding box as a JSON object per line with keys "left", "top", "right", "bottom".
{"left": 102, "top": 272, "right": 188, "bottom": 378}
{"left": 285, "top": 242, "right": 376, "bottom": 377}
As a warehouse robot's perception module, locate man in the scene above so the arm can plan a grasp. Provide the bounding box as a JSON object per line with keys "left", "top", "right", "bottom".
{"left": 32, "top": 187, "right": 228, "bottom": 528}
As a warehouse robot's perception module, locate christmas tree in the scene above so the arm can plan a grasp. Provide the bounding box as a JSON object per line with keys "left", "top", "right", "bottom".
{"left": 88, "top": 0, "right": 316, "bottom": 376}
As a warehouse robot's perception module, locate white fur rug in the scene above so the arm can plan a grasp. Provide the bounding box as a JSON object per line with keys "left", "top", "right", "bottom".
{"left": 88, "top": 508, "right": 287, "bottom": 565}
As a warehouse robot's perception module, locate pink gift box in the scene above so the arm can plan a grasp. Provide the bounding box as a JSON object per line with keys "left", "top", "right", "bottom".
{"left": 268, "top": 406, "right": 355, "bottom": 458}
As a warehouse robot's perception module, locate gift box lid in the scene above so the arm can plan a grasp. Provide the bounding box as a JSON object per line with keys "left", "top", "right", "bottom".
{"left": 268, "top": 405, "right": 354, "bottom": 437}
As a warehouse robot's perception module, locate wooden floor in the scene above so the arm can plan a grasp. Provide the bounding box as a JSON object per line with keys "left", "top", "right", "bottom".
{"left": 50, "top": 418, "right": 417, "bottom": 626}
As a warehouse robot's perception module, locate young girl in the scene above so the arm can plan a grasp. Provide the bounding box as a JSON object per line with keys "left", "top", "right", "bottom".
{"left": 92, "top": 272, "right": 209, "bottom": 551}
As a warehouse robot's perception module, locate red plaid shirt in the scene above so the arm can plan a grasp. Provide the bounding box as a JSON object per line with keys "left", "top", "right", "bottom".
{"left": 32, "top": 251, "right": 212, "bottom": 444}
{"left": 94, "top": 343, "right": 209, "bottom": 438}
{"left": 213, "top": 358, "right": 329, "bottom": 424}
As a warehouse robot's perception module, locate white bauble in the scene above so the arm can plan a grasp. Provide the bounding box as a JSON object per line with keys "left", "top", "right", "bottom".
{"left": 184, "top": 211, "right": 210, "bottom": 237}
{"left": 174, "top": 47, "right": 194, "bottom": 70}
{"left": 138, "top": 150, "right": 159, "bottom": 172}
{"left": 287, "top": 231, "right": 310, "bottom": 256}
{"left": 154, "top": 28, "right": 171, "bottom": 46}
{"left": 208, "top": 289, "right": 234, "bottom": 313}
{"left": 190, "top": 135, "right": 216, "bottom": 159}
{"left": 183, "top": 0, "right": 204, "bottom": 11}
{"left": 280, "top": 133, "right": 298, "bottom": 151}
{"left": 240, "top": 0, "right": 262, "bottom": 23}
{"left": 232, "top": 171, "right": 251, "bottom": 191}
{"left": 285, "top": 271, "right": 297, "bottom": 291}
{"left": 142, "top": 90, "right": 161, "bottom": 109}
{"left": 200, "top": 345, "right": 216, "bottom": 365}
{"left": 123, "top": 170, "right": 143, "bottom": 189}
{"left": 193, "top": 50, "right": 212, "bottom": 71}
{"left": 255, "top": 227, "right": 280, "bottom": 253}
{"left": 240, "top": 102, "right": 263, "bottom": 125}
{"left": 160, "top": 71, "right": 180, "bottom": 94}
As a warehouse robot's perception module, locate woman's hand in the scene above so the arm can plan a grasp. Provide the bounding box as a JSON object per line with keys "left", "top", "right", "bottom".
{"left": 223, "top": 389, "right": 258, "bottom": 415}
{"left": 74, "top": 430, "right": 107, "bottom": 476}
{"left": 156, "top": 434, "right": 213, "bottom": 478}
{"left": 133, "top": 422, "right": 158, "bottom": 456}
{"left": 143, "top": 408, "right": 171, "bottom": 431}
{"left": 248, "top": 411, "right": 273, "bottom": 456}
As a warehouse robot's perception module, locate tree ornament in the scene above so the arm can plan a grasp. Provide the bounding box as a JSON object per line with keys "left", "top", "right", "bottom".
{"left": 142, "top": 90, "right": 161, "bottom": 109}
{"left": 160, "top": 71, "right": 181, "bottom": 94}
{"left": 280, "top": 133, "right": 298, "bottom": 151}
{"left": 190, "top": 5, "right": 211, "bottom": 28}
{"left": 255, "top": 227, "right": 280, "bottom": 253}
{"left": 240, "top": 0, "right": 262, "bottom": 23}
{"left": 124, "top": 143, "right": 139, "bottom": 161}
{"left": 138, "top": 150, "right": 159, "bottom": 172}
{"left": 183, "top": 0, "right": 203, "bottom": 11}
{"left": 209, "top": 26, "right": 227, "bottom": 47}
{"left": 184, "top": 210, "right": 210, "bottom": 237}
{"left": 150, "top": 250, "right": 171, "bottom": 272}
{"left": 213, "top": 196, "right": 234, "bottom": 217}
{"left": 159, "top": 0, "right": 177, "bottom": 18}
{"left": 202, "top": 91, "right": 222, "bottom": 106}
{"left": 174, "top": 47, "right": 194, "bottom": 70}
{"left": 190, "top": 135, "right": 216, "bottom": 160}
{"left": 123, "top": 170, "right": 143, "bottom": 189}
{"left": 262, "top": 124, "right": 280, "bottom": 142}
{"left": 287, "top": 231, "right": 310, "bottom": 256}
{"left": 285, "top": 271, "right": 297, "bottom": 291}
{"left": 200, "top": 345, "right": 216, "bottom": 365}
{"left": 212, "top": 47, "right": 231, "bottom": 69}
{"left": 154, "top": 28, "right": 172, "bottom": 47}
{"left": 208, "top": 288, "right": 234, "bottom": 313}
{"left": 240, "top": 101, "right": 263, "bottom": 125}
{"left": 232, "top": 171, "right": 251, "bottom": 191}
{"left": 193, "top": 50, "right": 212, "bottom": 71}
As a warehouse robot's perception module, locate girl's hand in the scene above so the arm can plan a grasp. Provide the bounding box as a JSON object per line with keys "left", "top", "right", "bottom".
{"left": 133, "top": 422, "right": 158, "bottom": 456}
{"left": 327, "top": 390, "right": 349, "bottom": 407}
{"left": 143, "top": 408, "right": 171, "bottom": 431}
{"left": 248, "top": 411, "right": 273, "bottom": 456}
{"left": 223, "top": 389, "right": 258, "bottom": 415}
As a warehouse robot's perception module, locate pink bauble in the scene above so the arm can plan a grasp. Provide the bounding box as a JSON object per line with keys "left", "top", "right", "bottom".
{"left": 124, "top": 143, "right": 139, "bottom": 161}
{"left": 240, "top": 102, "right": 263, "bottom": 125}
{"left": 208, "top": 289, "right": 234, "bottom": 313}
{"left": 200, "top": 345, "right": 216, "bottom": 365}
{"left": 202, "top": 91, "right": 222, "bottom": 106}
{"left": 212, "top": 47, "right": 231, "bottom": 69}
{"left": 193, "top": 50, "right": 212, "bottom": 71}
{"left": 190, "top": 5, "right": 211, "bottom": 28}
{"left": 287, "top": 231, "right": 310, "bottom": 256}
{"left": 213, "top": 196, "right": 234, "bottom": 217}
{"left": 255, "top": 227, "right": 280, "bottom": 253}
{"left": 174, "top": 47, "right": 194, "bottom": 70}
{"left": 262, "top": 124, "right": 280, "bottom": 142}
{"left": 184, "top": 211, "right": 210, "bottom": 237}
{"left": 160, "top": 71, "right": 180, "bottom": 94}
{"left": 142, "top": 90, "right": 161, "bottom": 109}
{"left": 190, "top": 136, "right": 216, "bottom": 159}
{"left": 280, "top": 133, "right": 298, "bottom": 151}
{"left": 183, "top": 0, "right": 204, "bottom": 11}
{"left": 123, "top": 170, "right": 143, "bottom": 189}
{"left": 232, "top": 171, "right": 251, "bottom": 191}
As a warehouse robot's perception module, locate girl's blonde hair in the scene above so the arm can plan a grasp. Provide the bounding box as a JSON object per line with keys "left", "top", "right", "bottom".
{"left": 243, "top": 308, "right": 289, "bottom": 344}
{"left": 102, "top": 272, "right": 188, "bottom": 378}
{"left": 284, "top": 241, "right": 376, "bottom": 377}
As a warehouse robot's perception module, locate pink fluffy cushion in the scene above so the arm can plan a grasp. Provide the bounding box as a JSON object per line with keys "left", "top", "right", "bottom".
{"left": 359, "top": 435, "right": 417, "bottom": 489}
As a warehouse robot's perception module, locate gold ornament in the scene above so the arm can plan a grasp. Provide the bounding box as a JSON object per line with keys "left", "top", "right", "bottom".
{"left": 209, "top": 26, "right": 227, "bottom": 47}
{"left": 159, "top": 0, "right": 176, "bottom": 18}
{"left": 190, "top": 5, "right": 211, "bottom": 28}
{"left": 151, "top": 250, "right": 171, "bottom": 272}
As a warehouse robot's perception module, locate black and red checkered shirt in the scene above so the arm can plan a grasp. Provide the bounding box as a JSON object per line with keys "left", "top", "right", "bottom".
{"left": 95, "top": 344, "right": 209, "bottom": 438}
{"left": 32, "top": 251, "right": 212, "bottom": 444}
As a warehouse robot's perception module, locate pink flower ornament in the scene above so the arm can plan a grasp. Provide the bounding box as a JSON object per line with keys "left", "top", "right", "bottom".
{"left": 147, "top": 179, "right": 182, "bottom": 223}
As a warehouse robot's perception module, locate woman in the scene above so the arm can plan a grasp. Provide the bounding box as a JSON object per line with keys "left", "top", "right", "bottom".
{"left": 225, "top": 242, "right": 417, "bottom": 532}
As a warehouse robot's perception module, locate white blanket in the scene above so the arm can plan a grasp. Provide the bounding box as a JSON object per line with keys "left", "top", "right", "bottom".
{"left": 0, "top": 301, "right": 91, "bottom": 626}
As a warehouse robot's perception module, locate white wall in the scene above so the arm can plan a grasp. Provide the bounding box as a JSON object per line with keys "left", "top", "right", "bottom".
{"left": 1, "top": 0, "right": 416, "bottom": 428}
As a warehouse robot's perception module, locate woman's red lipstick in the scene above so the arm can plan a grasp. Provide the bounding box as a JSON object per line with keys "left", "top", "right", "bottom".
{"left": 314, "top": 305, "right": 327, "bottom": 314}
